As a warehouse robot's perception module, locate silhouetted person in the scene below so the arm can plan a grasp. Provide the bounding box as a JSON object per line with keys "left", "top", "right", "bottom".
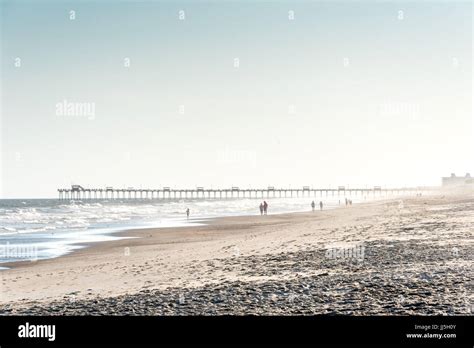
{"left": 259, "top": 203, "right": 264, "bottom": 215}
{"left": 319, "top": 201, "right": 323, "bottom": 211}
{"left": 186, "top": 208, "right": 190, "bottom": 219}
{"left": 263, "top": 201, "right": 268, "bottom": 215}
{"left": 311, "top": 201, "right": 315, "bottom": 212}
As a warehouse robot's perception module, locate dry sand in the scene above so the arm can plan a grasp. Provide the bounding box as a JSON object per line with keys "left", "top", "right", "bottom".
{"left": 0, "top": 191, "right": 472, "bottom": 315}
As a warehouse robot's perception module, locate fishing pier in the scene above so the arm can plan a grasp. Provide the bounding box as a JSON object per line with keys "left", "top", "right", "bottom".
{"left": 57, "top": 185, "right": 423, "bottom": 201}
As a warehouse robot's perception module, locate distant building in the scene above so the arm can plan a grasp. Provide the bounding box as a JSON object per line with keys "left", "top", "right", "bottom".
{"left": 442, "top": 173, "right": 473, "bottom": 187}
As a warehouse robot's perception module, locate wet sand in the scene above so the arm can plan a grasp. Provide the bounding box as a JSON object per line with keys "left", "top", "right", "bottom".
{"left": 0, "top": 191, "right": 472, "bottom": 315}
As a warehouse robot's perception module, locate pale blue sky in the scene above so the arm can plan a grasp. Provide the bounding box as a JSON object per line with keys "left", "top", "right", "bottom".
{"left": 1, "top": 0, "right": 472, "bottom": 198}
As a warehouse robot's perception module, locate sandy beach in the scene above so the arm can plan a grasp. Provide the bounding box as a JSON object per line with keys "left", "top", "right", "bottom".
{"left": 0, "top": 191, "right": 472, "bottom": 315}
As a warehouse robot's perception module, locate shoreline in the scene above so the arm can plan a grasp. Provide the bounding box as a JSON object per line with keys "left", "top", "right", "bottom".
{"left": 0, "top": 194, "right": 400, "bottom": 271}
{"left": 0, "top": 192, "right": 472, "bottom": 314}
{"left": 0, "top": 209, "right": 331, "bottom": 270}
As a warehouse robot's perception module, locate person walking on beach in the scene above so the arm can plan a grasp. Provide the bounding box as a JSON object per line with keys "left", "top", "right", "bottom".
{"left": 263, "top": 201, "right": 268, "bottom": 215}
{"left": 311, "top": 201, "right": 315, "bottom": 212}
{"left": 259, "top": 203, "right": 264, "bottom": 215}
{"left": 186, "top": 208, "right": 190, "bottom": 219}
{"left": 319, "top": 201, "right": 323, "bottom": 211}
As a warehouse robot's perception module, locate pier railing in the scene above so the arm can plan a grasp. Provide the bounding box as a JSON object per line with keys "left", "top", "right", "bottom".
{"left": 57, "top": 186, "right": 425, "bottom": 201}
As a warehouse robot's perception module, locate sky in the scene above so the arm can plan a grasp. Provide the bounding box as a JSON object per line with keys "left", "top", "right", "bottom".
{"left": 0, "top": 0, "right": 472, "bottom": 198}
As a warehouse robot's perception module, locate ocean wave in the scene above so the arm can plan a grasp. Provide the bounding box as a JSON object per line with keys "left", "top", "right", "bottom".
{"left": 1, "top": 227, "right": 17, "bottom": 232}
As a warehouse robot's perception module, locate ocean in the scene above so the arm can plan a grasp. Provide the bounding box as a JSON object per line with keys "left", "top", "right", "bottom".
{"left": 0, "top": 194, "right": 391, "bottom": 266}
